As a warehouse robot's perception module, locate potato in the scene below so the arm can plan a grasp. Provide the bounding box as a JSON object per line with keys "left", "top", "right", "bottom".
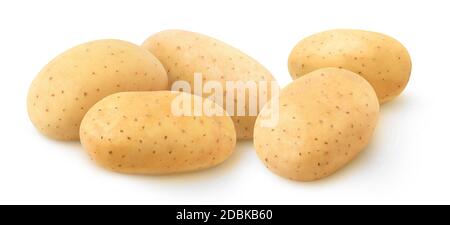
{"left": 254, "top": 68, "right": 379, "bottom": 181}
{"left": 27, "top": 39, "right": 168, "bottom": 140}
{"left": 79, "top": 91, "right": 236, "bottom": 174}
{"left": 288, "top": 29, "right": 411, "bottom": 103}
{"left": 142, "top": 30, "right": 277, "bottom": 140}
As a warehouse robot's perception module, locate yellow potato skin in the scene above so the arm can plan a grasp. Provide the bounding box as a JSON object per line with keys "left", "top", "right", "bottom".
{"left": 254, "top": 68, "right": 379, "bottom": 181}
{"left": 142, "top": 30, "right": 277, "bottom": 140}
{"left": 288, "top": 29, "right": 411, "bottom": 103}
{"left": 27, "top": 39, "right": 168, "bottom": 141}
{"left": 80, "top": 91, "right": 236, "bottom": 174}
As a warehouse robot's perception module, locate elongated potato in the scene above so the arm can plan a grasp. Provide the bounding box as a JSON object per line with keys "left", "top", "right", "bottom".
{"left": 288, "top": 29, "right": 411, "bottom": 103}
{"left": 80, "top": 91, "right": 236, "bottom": 174}
{"left": 142, "top": 30, "right": 277, "bottom": 140}
{"left": 27, "top": 39, "right": 168, "bottom": 140}
{"left": 254, "top": 68, "right": 379, "bottom": 181}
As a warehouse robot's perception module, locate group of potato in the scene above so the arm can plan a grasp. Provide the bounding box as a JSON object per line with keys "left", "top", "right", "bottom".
{"left": 27, "top": 29, "right": 411, "bottom": 181}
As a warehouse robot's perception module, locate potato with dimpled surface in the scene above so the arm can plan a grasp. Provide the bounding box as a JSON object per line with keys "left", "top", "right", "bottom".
{"left": 288, "top": 29, "right": 411, "bottom": 103}
{"left": 254, "top": 68, "right": 379, "bottom": 181}
{"left": 27, "top": 39, "right": 168, "bottom": 140}
{"left": 142, "top": 30, "right": 278, "bottom": 140}
{"left": 80, "top": 91, "right": 236, "bottom": 174}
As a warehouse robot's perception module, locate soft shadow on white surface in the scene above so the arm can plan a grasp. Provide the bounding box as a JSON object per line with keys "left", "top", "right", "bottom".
{"left": 378, "top": 94, "right": 412, "bottom": 114}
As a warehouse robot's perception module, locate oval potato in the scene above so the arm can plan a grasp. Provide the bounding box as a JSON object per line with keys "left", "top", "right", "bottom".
{"left": 254, "top": 68, "right": 379, "bottom": 181}
{"left": 80, "top": 91, "right": 236, "bottom": 174}
{"left": 27, "top": 39, "right": 168, "bottom": 140}
{"left": 288, "top": 29, "right": 411, "bottom": 103}
{"left": 142, "top": 30, "right": 277, "bottom": 140}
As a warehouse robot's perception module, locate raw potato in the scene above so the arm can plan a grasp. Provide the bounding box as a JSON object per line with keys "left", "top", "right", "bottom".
{"left": 254, "top": 68, "right": 379, "bottom": 181}
{"left": 80, "top": 91, "right": 236, "bottom": 174}
{"left": 27, "top": 39, "right": 168, "bottom": 140}
{"left": 142, "top": 30, "right": 277, "bottom": 140}
{"left": 288, "top": 29, "right": 411, "bottom": 103}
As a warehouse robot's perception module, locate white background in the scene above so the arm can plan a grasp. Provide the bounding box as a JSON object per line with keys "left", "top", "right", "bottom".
{"left": 0, "top": 0, "right": 449, "bottom": 204}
